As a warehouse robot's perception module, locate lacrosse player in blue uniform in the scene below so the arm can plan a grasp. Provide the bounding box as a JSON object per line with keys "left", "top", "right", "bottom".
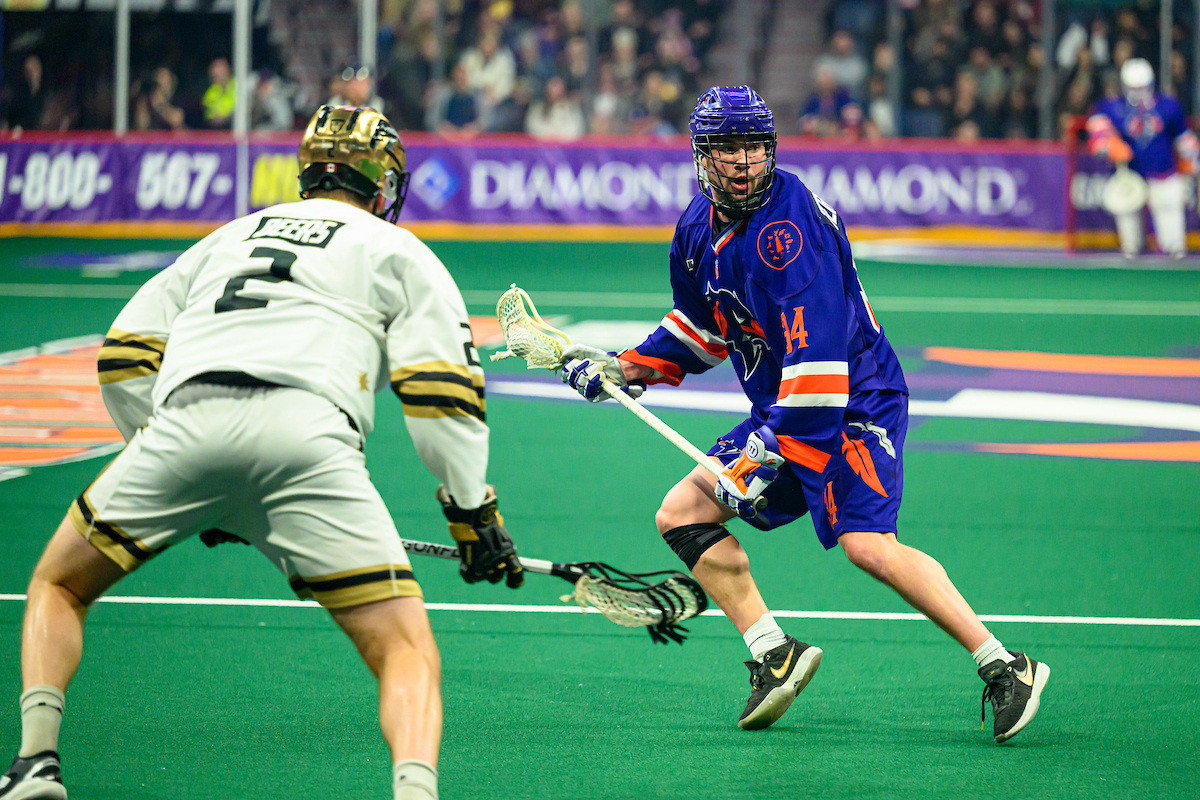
{"left": 559, "top": 86, "right": 1049, "bottom": 740}
{"left": 1087, "top": 58, "right": 1200, "bottom": 258}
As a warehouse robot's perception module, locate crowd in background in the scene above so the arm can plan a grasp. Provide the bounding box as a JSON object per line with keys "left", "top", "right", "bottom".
{"left": 1, "top": 0, "right": 1196, "bottom": 140}
{"left": 810, "top": 0, "right": 1196, "bottom": 140}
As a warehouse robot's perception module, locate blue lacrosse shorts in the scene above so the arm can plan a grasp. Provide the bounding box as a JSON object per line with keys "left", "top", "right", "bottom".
{"left": 707, "top": 390, "right": 908, "bottom": 550}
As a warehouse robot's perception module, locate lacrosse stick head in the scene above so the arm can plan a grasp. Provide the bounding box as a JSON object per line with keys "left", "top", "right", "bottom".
{"left": 492, "top": 284, "right": 572, "bottom": 369}
{"left": 558, "top": 563, "right": 709, "bottom": 645}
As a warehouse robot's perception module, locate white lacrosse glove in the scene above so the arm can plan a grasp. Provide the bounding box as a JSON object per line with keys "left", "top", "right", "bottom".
{"left": 558, "top": 344, "right": 645, "bottom": 403}
{"left": 714, "top": 427, "right": 785, "bottom": 519}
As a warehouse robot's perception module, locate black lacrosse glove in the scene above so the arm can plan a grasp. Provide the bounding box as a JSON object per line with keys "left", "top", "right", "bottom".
{"left": 199, "top": 529, "right": 250, "bottom": 547}
{"left": 436, "top": 485, "right": 523, "bottom": 589}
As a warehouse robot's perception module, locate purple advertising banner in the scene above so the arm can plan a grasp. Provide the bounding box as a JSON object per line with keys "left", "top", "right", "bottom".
{"left": 3, "top": 134, "right": 1072, "bottom": 232}
{"left": 0, "top": 140, "right": 122, "bottom": 223}
{"left": 119, "top": 141, "right": 237, "bottom": 221}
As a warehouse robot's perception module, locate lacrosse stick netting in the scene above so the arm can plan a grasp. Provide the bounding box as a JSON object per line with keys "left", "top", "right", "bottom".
{"left": 563, "top": 565, "right": 708, "bottom": 644}
{"left": 491, "top": 285, "right": 570, "bottom": 369}
{"left": 490, "top": 284, "right": 727, "bottom": 482}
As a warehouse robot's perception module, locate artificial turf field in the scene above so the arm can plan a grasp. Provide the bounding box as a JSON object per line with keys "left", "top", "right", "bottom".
{"left": 0, "top": 235, "right": 1198, "bottom": 800}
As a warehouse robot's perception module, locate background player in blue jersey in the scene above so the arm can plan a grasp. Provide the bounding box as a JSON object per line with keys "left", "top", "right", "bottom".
{"left": 557, "top": 86, "right": 1049, "bottom": 742}
{"left": 1087, "top": 58, "right": 1199, "bottom": 258}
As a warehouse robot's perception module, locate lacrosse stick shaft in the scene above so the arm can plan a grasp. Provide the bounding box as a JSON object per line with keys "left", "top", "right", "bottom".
{"left": 599, "top": 378, "right": 724, "bottom": 480}
{"left": 401, "top": 538, "right": 559, "bottom": 576}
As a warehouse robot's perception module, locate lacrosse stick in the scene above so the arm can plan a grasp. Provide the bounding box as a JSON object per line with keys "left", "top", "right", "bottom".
{"left": 401, "top": 538, "right": 707, "bottom": 644}
{"left": 1102, "top": 164, "right": 1149, "bottom": 216}
{"left": 491, "top": 285, "right": 729, "bottom": 486}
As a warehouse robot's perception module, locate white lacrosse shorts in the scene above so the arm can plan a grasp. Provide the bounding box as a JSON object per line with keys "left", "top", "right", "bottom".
{"left": 68, "top": 383, "right": 421, "bottom": 609}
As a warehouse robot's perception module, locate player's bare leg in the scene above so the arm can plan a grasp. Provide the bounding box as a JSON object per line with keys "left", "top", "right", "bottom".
{"left": 330, "top": 596, "right": 442, "bottom": 798}
{"left": 4, "top": 514, "right": 127, "bottom": 799}
{"left": 838, "top": 531, "right": 989, "bottom": 651}
{"left": 839, "top": 531, "right": 1050, "bottom": 742}
{"left": 22, "top": 516, "right": 127, "bottom": 692}
{"left": 655, "top": 461, "right": 821, "bottom": 730}
{"left": 655, "top": 461, "right": 764, "bottom": 633}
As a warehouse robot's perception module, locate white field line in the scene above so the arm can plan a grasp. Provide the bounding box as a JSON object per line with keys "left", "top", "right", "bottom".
{"left": 0, "top": 594, "right": 1196, "bottom": 627}
{"left": 2, "top": 283, "right": 1199, "bottom": 316}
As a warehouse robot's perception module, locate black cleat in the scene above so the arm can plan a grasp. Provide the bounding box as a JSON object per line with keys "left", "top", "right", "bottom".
{"left": 979, "top": 651, "right": 1050, "bottom": 743}
{"left": 737, "top": 635, "right": 822, "bottom": 730}
{"left": 0, "top": 751, "right": 66, "bottom": 800}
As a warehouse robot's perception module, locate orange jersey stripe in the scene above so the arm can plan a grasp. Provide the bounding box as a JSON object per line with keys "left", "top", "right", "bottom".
{"left": 777, "top": 435, "right": 831, "bottom": 472}
{"left": 618, "top": 350, "right": 684, "bottom": 386}
{"left": 666, "top": 311, "right": 728, "bottom": 358}
{"left": 777, "top": 373, "right": 850, "bottom": 400}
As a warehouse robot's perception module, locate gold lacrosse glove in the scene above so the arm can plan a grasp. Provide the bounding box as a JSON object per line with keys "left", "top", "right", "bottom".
{"left": 436, "top": 485, "right": 523, "bottom": 589}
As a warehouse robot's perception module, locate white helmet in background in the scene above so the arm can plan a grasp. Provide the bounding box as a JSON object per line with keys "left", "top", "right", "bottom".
{"left": 1120, "top": 58, "right": 1155, "bottom": 106}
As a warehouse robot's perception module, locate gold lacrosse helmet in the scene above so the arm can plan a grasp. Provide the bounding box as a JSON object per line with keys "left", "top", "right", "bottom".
{"left": 298, "top": 104, "right": 411, "bottom": 222}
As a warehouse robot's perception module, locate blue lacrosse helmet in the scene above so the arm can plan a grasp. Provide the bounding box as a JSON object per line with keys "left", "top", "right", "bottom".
{"left": 689, "top": 86, "right": 777, "bottom": 219}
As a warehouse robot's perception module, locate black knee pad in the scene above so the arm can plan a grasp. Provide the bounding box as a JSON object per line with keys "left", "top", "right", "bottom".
{"left": 662, "top": 523, "right": 731, "bottom": 570}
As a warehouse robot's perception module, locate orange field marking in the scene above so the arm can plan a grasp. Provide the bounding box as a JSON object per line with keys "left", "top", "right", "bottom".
{"left": 923, "top": 347, "right": 1200, "bottom": 377}
{"left": 978, "top": 440, "right": 1200, "bottom": 462}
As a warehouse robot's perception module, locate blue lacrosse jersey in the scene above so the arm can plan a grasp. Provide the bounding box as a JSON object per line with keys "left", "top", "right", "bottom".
{"left": 621, "top": 168, "right": 907, "bottom": 478}
{"left": 1094, "top": 95, "right": 1188, "bottom": 178}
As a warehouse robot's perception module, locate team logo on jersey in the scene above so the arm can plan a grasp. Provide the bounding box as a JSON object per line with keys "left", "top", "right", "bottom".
{"left": 705, "top": 283, "right": 769, "bottom": 378}
{"left": 758, "top": 221, "right": 802, "bottom": 270}
{"left": 1126, "top": 109, "right": 1164, "bottom": 143}
{"left": 247, "top": 217, "right": 345, "bottom": 248}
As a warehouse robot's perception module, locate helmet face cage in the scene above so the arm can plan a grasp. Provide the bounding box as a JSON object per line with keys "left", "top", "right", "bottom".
{"left": 688, "top": 86, "right": 777, "bottom": 220}
{"left": 692, "top": 131, "right": 777, "bottom": 220}
{"left": 1121, "top": 59, "right": 1155, "bottom": 108}
{"left": 298, "top": 104, "right": 411, "bottom": 223}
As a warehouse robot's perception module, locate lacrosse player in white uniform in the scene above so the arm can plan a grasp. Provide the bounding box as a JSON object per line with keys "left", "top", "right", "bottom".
{"left": 1088, "top": 58, "right": 1200, "bottom": 258}
{"left": 0, "top": 105, "right": 522, "bottom": 800}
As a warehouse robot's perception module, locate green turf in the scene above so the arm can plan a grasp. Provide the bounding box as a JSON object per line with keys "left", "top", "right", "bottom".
{"left": 1, "top": 238, "right": 1198, "bottom": 800}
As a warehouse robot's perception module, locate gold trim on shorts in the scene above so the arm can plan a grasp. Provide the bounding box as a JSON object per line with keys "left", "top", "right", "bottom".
{"left": 68, "top": 492, "right": 160, "bottom": 572}
{"left": 288, "top": 563, "right": 423, "bottom": 609}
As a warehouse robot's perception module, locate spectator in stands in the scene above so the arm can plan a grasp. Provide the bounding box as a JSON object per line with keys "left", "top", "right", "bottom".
{"left": 427, "top": 62, "right": 481, "bottom": 134}
{"left": 632, "top": 69, "right": 685, "bottom": 134}
{"left": 946, "top": 71, "right": 991, "bottom": 139}
{"left": 251, "top": 69, "right": 294, "bottom": 131}
{"left": 134, "top": 67, "right": 186, "bottom": 131}
{"left": 653, "top": 13, "right": 701, "bottom": 107}
{"left": 329, "top": 64, "right": 385, "bottom": 113}
{"left": 965, "top": 1, "right": 1001, "bottom": 57}
{"left": 5, "top": 54, "right": 47, "bottom": 131}
{"left": 610, "top": 27, "right": 641, "bottom": 94}
{"left": 683, "top": 0, "right": 724, "bottom": 56}
{"left": 966, "top": 46, "right": 1006, "bottom": 115}
{"left": 1114, "top": 9, "right": 1153, "bottom": 59}
{"left": 461, "top": 30, "right": 516, "bottom": 119}
{"left": 801, "top": 65, "right": 862, "bottom": 138}
{"left": 516, "top": 27, "right": 556, "bottom": 98}
{"left": 1003, "top": 87, "right": 1036, "bottom": 139}
{"left": 384, "top": 30, "right": 440, "bottom": 131}
{"left": 525, "top": 74, "right": 585, "bottom": 139}
{"left": 814, "top": 30, "right": 867, "bottom": 99}
{"left": 590, "top": 62, "right": 626, "bottom": 134}
{"left": 562, "top": 35, "right": 591, "bottom": 96}
{"left": 865, "top": 73, "right": 896, "bottom": 138}
{"left": 202, "top": 57, "right": 235, "bottom": 129}
{"left": 599, "top": 0, "right": 641, "bottom": 58}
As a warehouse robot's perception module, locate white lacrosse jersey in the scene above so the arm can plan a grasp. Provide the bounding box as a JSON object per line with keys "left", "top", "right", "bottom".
{"left": 97, "top": 198, "right": 490, "bottom": 506}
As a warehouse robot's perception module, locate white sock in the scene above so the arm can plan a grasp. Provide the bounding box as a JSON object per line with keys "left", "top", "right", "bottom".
{"left": 971, "top": 636, "right": 1015, "bottom": 669}
{"left": 394, "top": 759, "right": 437, "bottom": 800}
{"left": 18, "top": 686, "right": 64, "bottom": 757}
{"left": 743, "top": 613, "right": 788, "bottom": 661}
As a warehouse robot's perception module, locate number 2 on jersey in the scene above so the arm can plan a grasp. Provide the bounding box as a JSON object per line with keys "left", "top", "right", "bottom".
{"left": 214, "top": 246, "right": 297, "bottom": 314}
